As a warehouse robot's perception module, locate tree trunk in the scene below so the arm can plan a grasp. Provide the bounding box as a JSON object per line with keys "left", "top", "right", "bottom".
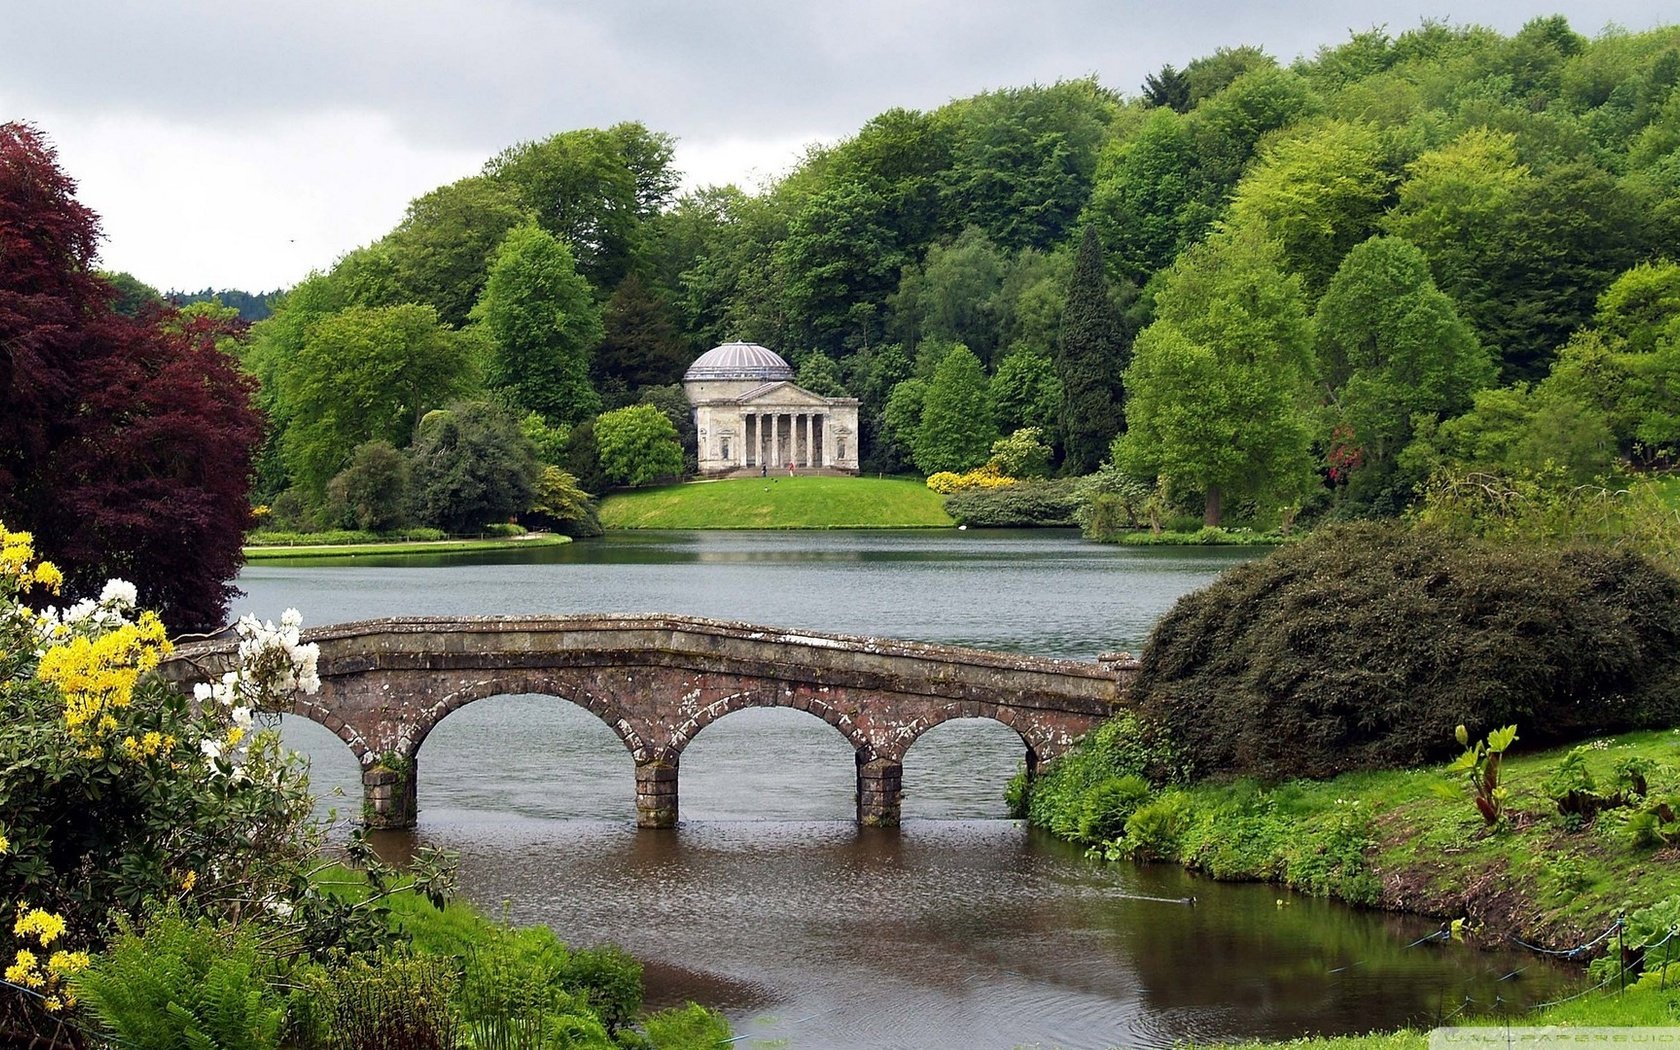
{"left": 1203, "top": 484, "right": 1223, "bottom": 528}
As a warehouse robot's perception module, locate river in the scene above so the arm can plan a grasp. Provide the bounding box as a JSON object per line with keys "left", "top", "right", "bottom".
{"left": 235, "top": 529, "right": 1575, "bottom": 1049}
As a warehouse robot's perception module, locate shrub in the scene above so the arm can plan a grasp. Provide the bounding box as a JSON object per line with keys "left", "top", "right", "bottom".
{"left": 595, "top": 404, "right": 684, "bottom": 488}
{"left": 987, "top": 427, "right": 1052, "bottom": 478}
{"left": 639, "top": 1003, "right": 732, "bottom": 1049}
{"left": 1121, "top": 793, "right": 1196, "bottom": 860}
{"left": 925, "top": 465, "right": 1015, "bottom": 494}
{"left": 1024, "top": 714, "right": 1182, "bottom": 835}
{"left": 1077, "top": 775, "right": 1152, "bottom": 843}
{"left": 480, "top": 522, "right": 525, "bottom": 538}
{"left": 1135, "top": 522, "right": 1680, "bottom": 780}
{"left": 944, "top": 479, "right": 1079, "bottom": 527}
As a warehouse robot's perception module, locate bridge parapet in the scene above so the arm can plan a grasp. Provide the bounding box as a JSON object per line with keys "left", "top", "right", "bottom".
{"left": 163, "top": 614, "right": 1137, "bottom": 830}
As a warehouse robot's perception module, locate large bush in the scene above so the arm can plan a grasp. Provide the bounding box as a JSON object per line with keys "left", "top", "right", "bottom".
{"left": 1136, "top": 522, "right": 1680, "bottom": 780}
{"left": 944, "top": 478, "right": 1079, "bottom": 527}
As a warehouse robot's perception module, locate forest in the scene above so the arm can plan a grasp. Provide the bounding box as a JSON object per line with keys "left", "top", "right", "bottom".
{"left": 98, "top": 17, "right": 1680, "bottom": 537}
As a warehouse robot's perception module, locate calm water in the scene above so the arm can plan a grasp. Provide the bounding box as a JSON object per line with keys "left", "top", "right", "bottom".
{"left": 237, "top": 530, "right": 1574, "bottom": 1049}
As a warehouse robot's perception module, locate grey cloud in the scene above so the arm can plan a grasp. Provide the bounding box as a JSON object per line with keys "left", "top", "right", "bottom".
{"left": 9, "top": 1, "right": 1677, "bottom": 164}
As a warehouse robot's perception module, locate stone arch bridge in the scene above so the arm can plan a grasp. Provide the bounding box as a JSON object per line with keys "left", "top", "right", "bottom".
{"left": 164, "top": 615, "right": 1136, "bottom": 829}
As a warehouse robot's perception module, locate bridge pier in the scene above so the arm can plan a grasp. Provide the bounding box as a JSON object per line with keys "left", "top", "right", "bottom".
{"left": 362, "top": 762, "right": 418, "bottom": 830}
{"left": 856, "top": 755, "right": 903, "bottom": 827}
{"left": 636, "top": 757, "right": 679, "bottom": 828}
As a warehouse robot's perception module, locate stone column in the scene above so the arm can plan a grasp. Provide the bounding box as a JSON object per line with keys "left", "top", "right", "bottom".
{"left": 635, "top": 756, "right": 679, "bottom": 828}
{"left": 362, "top": 762, "right": 417, "bottom": 830}
{"left": 856, "top": 753, "right": 903, "bottom": 827}
{"left": 816, "top": 414, "right": 826, "bottom": 467}
{"left": 769, "top": 412, "right": 780, "bottom": 469}
{"left": 803, "top": 414, "right": 813, "bottom": 467}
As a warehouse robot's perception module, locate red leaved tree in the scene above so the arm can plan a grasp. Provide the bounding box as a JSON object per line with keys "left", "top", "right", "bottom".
{"left": 0, "top": 122, "right": 261, "bottom": 630}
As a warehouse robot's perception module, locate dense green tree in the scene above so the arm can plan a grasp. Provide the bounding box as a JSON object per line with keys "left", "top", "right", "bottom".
{"left": 1141, "top": 65, "right": 1191, "bottom": 112}
{"left": 561, "top": 419, "right": 606, "bottom": 494}
{"left": 473, "top": 224, "right": 603, "bottom": 425}
{"left": 989, "top": 346, "right": 1063, "bottom": 439}
{"left": 888, "top": 225, "right": 1007, "bottom": 360}
{"left": 795, "top": 352, "right": 849, "bottom": 397}
{"left": 1405, "top": 383, "right": 1616, "bottom": 483}
{"left": 527, "top": 465, "right": 602, "bottom": 537}
{"left": 1382, "top": 128, "right": 1528, "bottom": 337}
{"left": 637, "top": 383, "right": 698, "bottom": 470}
{"left": 1187, "top": 66, "right": 1321, "bottom": 193}
{"left": 101, "top": 271, "right": 164, "bottom": 317}
{"left": 1315, "top": 236, "right": 1494, "bottom": 502}
{"left": 1083, "top": 109, "right": 1216, "bottom": 285}
{"left": 324, "top": 440, "right": 410, "bottom": 532}
{"left": 880, "top": 378, "right": 929, "bottom": 472}
{"left": 383, "top": 175, "right": 530, "bottom": 327}
{"left": 778, "top": 178, "right": 908, "bottom": 353}
{"left": 276, "top": 303, "right": 475, "bottom": 500}
{"left": 487, "top": 124, "right": 673, "bottom": 288}
{"left": 826, "top": 107, "right": 956, "bottom": 257}
{"left": 1115, "top": 227, "right": 1317, "bottom": 526}
{"left": 1225, "top": 120, "right": 1394, "bottom": 295}
{"left": 1185, "top": 45, "right": 1276, "bottom": 105}
{"left": 408, "top": 401, "right": 539, "bottom": 533}
{"left": 913, "top": 345, "right": 995, "bottom": 474}
{"left": 595, "top": 403, "right": 684, "bottom": 487}
{"left": 994, "top": 247, "right": 1073, "bottom": 356}
{"left": 940, "top": 80, "right": 1118, "bottom": 251}
{"left": 595, "top": 273, "right": 686, "bottom": 388}
{"left": 1055, "top": 228, "right": 1129, "bottom": 474}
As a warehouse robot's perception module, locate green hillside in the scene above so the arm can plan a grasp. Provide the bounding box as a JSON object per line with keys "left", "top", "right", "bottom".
{"left": 597, "top": 476, "right": 954, "bottom": 529}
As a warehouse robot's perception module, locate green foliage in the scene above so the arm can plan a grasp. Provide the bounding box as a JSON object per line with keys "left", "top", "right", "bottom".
{"left": 794, "top": 351, "right": 849, "bottom": 398}
{"left": 1316, "top": 236, "right": 1494, "bottom": 506}
{"left": 1444, "top": 723, "right": 1518, "bottom": 826}
{"left": 276, "top": 303, "right": 476, "bottom": 501}
{"left": 1114, "top": 226, "right": 1316, "bottom": 526}
{"left": 383, "top": 175, "right": 531, "bottom": 328}
{"left": 595, "top": 274, "right": 686, "bottom": 390}
{"left": 1023, "top": 713, "right": 1181, "bottom": 839}
{"left": 1120, "top": 793, "right": 1197, "bottom": 862}
{"left": 247, "top": 528, "right": 447, "bottom": 546}
{"left": 1226, "top": 120, "right": 1393, "bottom": 295}
{"left": 1055, "top": 227, "right": 1128, "bottom": 473}
{"left": 987, "top": 427, "right": 1052, "bottom": 478}
{"left": 325, "top": 441, "right": 411, "bottom": 533}
{"left": 1072, "top": 463, "right": 1152, "bottom": 539}
{"left": 527, "top": 466, "right": 602, "bottom": 538}
{"left": 1077, "top": 775, "right": 1152, "bottom": 844}
{"left": 988, "top": 346, "right": 1062, "bottom": 439}
{"left": 943, "top": 478, "right": 1078, "bottom": 528}
{"left": 76, "top": 914, "right": 288, "bottom": 1050}
{"left": 639, "top": 1003, "right": 732, "bottom": 1050}
{"left": 913, "top": 345, "right": 996, "bottom": 475}
{"left": 1134, "top": 522, "right": 1680, "bottom": 781}
{"left": 594, "top": 404, "right": 684, "bottom": 488}
{"left": 408, "top": 402, "right": 540, "bottom": 534}
{"left": 309, "top": 951, "right": 462, "bottom": 1050}
{"left": 473, "top": 224, "right": 603, "bottom": 426}
{"left": 597, "top": 476, "right": 952, "bottom": 529}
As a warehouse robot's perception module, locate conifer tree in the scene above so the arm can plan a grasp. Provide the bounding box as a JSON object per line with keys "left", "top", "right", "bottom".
{"left": 1055, "top": 227, "right": 1128, "bottom": 473}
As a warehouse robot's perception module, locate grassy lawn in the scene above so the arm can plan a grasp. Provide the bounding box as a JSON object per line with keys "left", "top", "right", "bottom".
{"left": 243, "top": 534, "right": 570, "bottom": 560}
{"left": 597, "top": 475, "right": 955, "bottom": 529}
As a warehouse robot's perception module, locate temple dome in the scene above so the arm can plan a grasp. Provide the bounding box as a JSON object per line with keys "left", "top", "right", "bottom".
{"left": 683, "top": 341, "right": 796, "bottom": 383}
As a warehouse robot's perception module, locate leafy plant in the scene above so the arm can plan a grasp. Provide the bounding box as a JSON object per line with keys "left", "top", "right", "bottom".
{"left": 1446, "top": 723, "right": 1518, "bottom": 826}
{"left": 1077, "top": 775, "right": 1152, "bottom": 844}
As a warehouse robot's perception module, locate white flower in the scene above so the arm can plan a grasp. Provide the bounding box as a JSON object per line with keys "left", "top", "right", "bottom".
{"left": 200, "top": 737, "right": 225, "bottom": 761}
{"left": 231, "top": 706, "right": 254, "bottom": 729}
{"left": 280, "top": 608, "right": 302, "bottom": 628}
{"left": 99, "top": 579, "right": 138, "bottom": 609}
{"left": 193, "top": 682, "right": 214, "bottom": 703}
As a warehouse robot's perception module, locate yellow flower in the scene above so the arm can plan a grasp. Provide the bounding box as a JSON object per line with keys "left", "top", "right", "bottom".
{"left": 0, "top": 832, "right": 9, "bottom": 855}
{"left": 179, "top": 869, "right": 197, "bottom": 892}
{"left": 225, "top": 725, "right": 246, "bottom": 747}
{"left": 31, "top": 561, "right": 62, "bottom": 594}
{"left": 15, "top": 907, "right": 66, "bottom": 947}
{"left": 5, "top": 949, "right": 40, "bottom": 987}
{"left": 42, "top": 995, "right": 62, "bottom": 1013}
{"left": 46, "top": 950, "right": 88, "bottom": 976}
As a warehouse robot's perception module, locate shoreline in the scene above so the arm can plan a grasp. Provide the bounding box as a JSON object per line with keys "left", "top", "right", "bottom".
{"left": 243, "top": 534, "right": 571, "bottom": 560}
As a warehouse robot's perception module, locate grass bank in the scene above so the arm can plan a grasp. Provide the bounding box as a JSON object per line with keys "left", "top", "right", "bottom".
{"left": 1027, "top": 723, "right": 1680, "bottom": 953}
{"left": 1027, "top": 724, "right": 1680, "bottom": 1043}
{"left": 244, "top": 534, "right": 569, "bottom": 560}
{"left": 598, "top": 475, "right": 954, "bottom": 529}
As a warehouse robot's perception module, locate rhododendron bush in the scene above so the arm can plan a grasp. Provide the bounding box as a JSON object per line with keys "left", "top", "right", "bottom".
{"left": 0, "top": 520, "right": 325, "bottom": 1031}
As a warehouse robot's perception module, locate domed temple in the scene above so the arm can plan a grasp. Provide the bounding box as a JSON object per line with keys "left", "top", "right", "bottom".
{"left": 682, "top": 342, "right": 860, "bottom": 475}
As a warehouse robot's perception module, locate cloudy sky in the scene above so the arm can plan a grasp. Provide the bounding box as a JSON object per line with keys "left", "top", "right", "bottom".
{"left": 5, "top": 1, "right": 1673, "bottom": 293}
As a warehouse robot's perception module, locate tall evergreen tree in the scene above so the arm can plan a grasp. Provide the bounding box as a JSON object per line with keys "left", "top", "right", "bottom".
{"left": 1141, "top": 65, "right": 1192, "bottom": 112}
{"left": 1055, "top": 227, "right": 1128, "bottom": 473}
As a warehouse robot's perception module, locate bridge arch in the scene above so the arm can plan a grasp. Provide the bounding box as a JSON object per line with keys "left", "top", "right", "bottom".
{"left": 885, "top": 704, "right": 1036, "bottom": 764}
{"left": 668, "top": 678, "right": 873, "bottom": 759}
{"left": 409, "top": 673, "right": 651, "bottom": 765}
